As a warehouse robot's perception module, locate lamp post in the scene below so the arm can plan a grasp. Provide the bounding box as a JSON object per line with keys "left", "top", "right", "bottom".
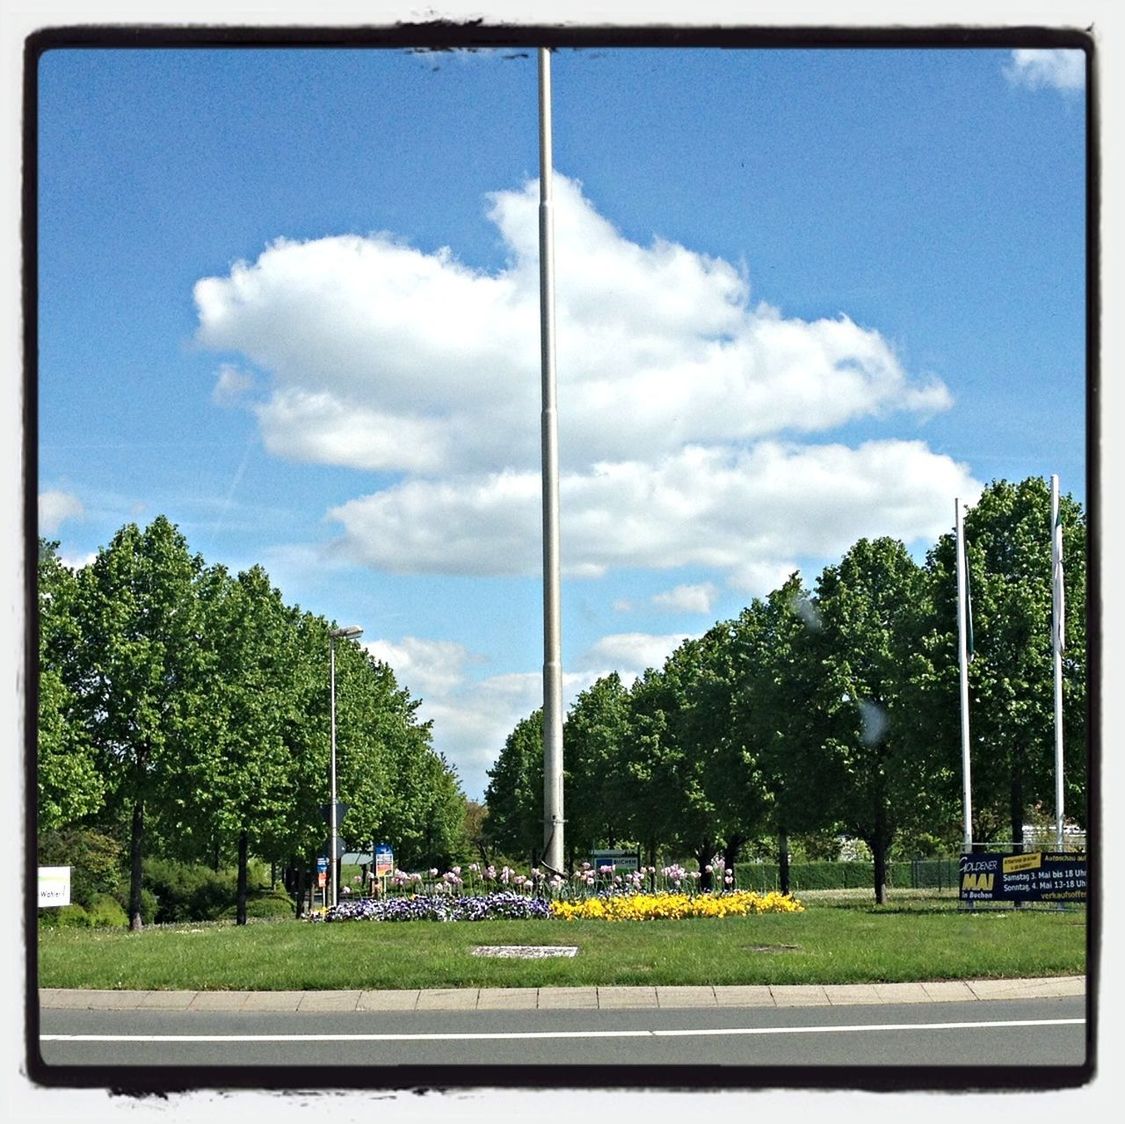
{"left": 329, "top": 624, "right": 363, "bottom": 908}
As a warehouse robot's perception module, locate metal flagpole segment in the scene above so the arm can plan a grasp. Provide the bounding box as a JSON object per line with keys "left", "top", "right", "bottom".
{"left": 329, "top": 635, "right": 338, "bottom": 909}
{"left": 1051, "top": 474, "right": 1065, "bottom": 849}
{"left": 956, "top": 498, "right": 973, "bottom": 853}
{"left": 538, "top": 47, "right": 564, "bottom": 872}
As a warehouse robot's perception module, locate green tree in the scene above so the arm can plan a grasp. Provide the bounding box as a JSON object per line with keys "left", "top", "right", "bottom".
{"left": 483, "top": 711, "right": 544, "bottom": 865}
{"left": 563, "top": 673, "right": 632, "bottom": 860}
{"left": 622, "top": 634, "right": 748, "bottom": 888}
{"left": 728, "top": 574, "right": 835, "bottom": 894}
{"left": 69, "top": 517, "right": 206, "bottom": 929}
{"left": 37, "top": 541, "right": 105, "bottom": 830}
{"left": 811, "top": 537, "right": 935, "bottom": 903}
{"left": 925, "top": 478, "right": 1087, "bottom": 848}
{"left": 181, "top": 564, "right": 305, "bottom": 923}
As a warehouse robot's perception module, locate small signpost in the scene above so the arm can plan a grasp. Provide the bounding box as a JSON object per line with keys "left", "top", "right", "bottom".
{"left": 38, "top": 866, "right": 71, "bottom": 908}
{"left": 374, "top": 843, "right": 394, "bottom": 876}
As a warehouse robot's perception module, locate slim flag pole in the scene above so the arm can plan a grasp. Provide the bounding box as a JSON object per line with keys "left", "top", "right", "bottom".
{"left": 956, "top": 498, "right": 973, "bottom": 853}
{"left": 1051, "top": 474, "right": 1065, "bottom": 849}
{"left": 538, "top": 47, "right": 565, "bottom": 872}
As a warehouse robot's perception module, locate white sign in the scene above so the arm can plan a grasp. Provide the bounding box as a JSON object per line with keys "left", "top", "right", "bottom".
{"left": 38, "top": 866, "right": 71, "bottom": 907}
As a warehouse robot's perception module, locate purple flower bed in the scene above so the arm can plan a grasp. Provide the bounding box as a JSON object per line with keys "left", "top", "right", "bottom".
{"left": 319, "top": 891, "right": 552, "bottom": 923}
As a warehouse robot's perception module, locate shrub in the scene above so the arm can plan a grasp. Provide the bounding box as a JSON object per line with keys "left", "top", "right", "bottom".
{"left": 111, "top": 887, "right": 159, "bottom": 926}
{"left": 53, "top": 904, "right": 93, "bottom": 928}
{"left": 37, "top": 828, "right": 124, "bottom": 909}
{"left": 220, "top": 892, "right": 296, "bottom": 922}
{"left": 86, "top": 893, "right": 128, "bottom": 928}
{"left": 143, "top": 858, "right": 236, "bottom": 922}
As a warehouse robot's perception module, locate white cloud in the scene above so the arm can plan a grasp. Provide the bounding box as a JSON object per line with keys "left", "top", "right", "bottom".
{"left": 1004, "top": 49, "right": 1085, "bottom": 93}
{"left": 364, "top": 641, "right": 596, "bottom": 800}
{"left": 364, "top": 636, "right": 482, "bottom": 699}
{"left": 38, "top": 490, "right": 84, "bottom": 534}
{"left": 577, "top": 632, "right": 695, "bottom": 681}
{"left": 195, "top": 174, "right": 951, "bottom": 477}
{"left": 59, "top": 551, "right": 97, "bottom": 571}
{"left": 211, "top": 363, "right": 256, "bottom": 406}
{"left": 651, "top": 583, "right": 719, "bottom": 614}
{"left": 328, "top": 439, "right": 981, "bottom": 591}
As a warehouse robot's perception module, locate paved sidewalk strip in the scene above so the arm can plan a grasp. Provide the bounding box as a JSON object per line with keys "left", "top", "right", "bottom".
{"left": 38, "top": 976, "right": 1084, "bottom": 1012}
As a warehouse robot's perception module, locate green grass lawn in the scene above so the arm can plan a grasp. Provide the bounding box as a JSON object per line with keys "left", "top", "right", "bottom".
{"left": 37, "top": 893, "right": 1086, "bottom": 992}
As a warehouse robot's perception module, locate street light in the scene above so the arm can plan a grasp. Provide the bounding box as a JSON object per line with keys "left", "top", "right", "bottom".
{"left": 329, "top": 624, "right": 363, "bottom": 909}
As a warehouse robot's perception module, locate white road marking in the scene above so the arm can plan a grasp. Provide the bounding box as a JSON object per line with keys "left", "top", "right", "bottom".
{"left": 41, "top": 1017, "right": 1084, "bottom": 1044}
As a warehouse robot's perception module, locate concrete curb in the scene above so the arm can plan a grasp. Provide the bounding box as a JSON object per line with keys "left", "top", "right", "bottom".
{"left": 39, "top": 976, "right": 1085, "bottom": 1013}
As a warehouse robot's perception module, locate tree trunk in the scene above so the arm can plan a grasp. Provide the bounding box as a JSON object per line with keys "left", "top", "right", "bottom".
{"left": 236, "top": 829, "right": 249, "bottom": 925}
{"left": 871, "top": 802, "right": 888, "bottom": 905}
{"left": 1010, "top": 753, "right": 1025, "bottom": 854}
{"left": 778, "top": 828, "right": 791, "bottom": 896}
{"left": 129, "top": 800, "right": 145, "bottom": 931}
{"left": 293, "top": 863, "right": 306, "bottom": 918}
{"left": 695, "top": 841, "right": 715, "bottom": 892}
{"left": 872, "top": 841, "right": 887, "bottom": 906}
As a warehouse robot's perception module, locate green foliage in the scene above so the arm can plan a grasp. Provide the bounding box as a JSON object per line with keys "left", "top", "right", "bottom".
{"left": 36, "top": 542, "right": 104, "bottom": 829}
{"left": 924, "top": 478, "right": 1087, "bottom": 845}
{"left": 37, "top": 827, "right": 124, "bottom": 909}
{"left": 142, "top": 857, "right": 239, "bottom": 923}
{"left": 483, "top": 710, "right": 544, "bottom": 864}
{"left": 51, "top": 904, "right": 94, "bottom": 929}
{"left": 482, "top": 476, "right": 1087, "bottom": 908}
{"left": 219, "top": 892, "right": 296, "bottom": 921}
{"left": 36, "top": 514, "right": 464, "bottom": 930}
{"left": 86, "top": 893, "right": 129, "bottom": 928}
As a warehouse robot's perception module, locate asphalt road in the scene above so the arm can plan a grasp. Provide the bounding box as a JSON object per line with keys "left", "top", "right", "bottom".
{"left": 34, "top": 990, "right": 1090, "bottom": 1085}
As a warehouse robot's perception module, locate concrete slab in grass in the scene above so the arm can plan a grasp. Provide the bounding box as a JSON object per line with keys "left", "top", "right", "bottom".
{"left": 297, "top": 991, "right": 362, "bottom": 1012}
{"left": 712, "top": 985, "right": 776, "bottom": 1007}
{"left": 415, "top": 989, "right": 479, "bottom": 1011}
{"left": 656, "top": 986, "right": 717, "bottom": 1008}
{"left": 770, "top": 985, "right": 831, "bottom": 1007}
{"left": 537, "top": 987, "right": 599, "bottom": 1009}
{"left": 477, "top": 988, "right": 539, "bottom": 1010}
{"left": 187, "top": 991, "right": 251, "bottom": 1011}
{"left": 358, "top": 990, "right": 420, "bottom": 1011}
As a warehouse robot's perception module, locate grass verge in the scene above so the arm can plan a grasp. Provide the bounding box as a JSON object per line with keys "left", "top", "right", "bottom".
{"left": 37, "top": 893, "right": 1086, "bottom": 992}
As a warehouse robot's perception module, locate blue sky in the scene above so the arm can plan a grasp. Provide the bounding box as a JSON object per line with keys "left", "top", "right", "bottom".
{"left": 36, "top": 43, "right": 1087, "bottom": 801}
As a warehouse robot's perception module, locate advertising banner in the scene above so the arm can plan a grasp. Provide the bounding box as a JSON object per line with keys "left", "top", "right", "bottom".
{"left": 959, "top": 851, "right": 1086, "bottom": 903}
{"left": 591, "top": 849, "right": 641, "bottom": 872}
{"left": 374, "top": 844, "right": 394, "bottom": 875}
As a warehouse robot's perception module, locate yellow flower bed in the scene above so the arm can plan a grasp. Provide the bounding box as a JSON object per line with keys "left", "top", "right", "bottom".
{"left": 549, "top": 890, "right": 804, "bottom": 922}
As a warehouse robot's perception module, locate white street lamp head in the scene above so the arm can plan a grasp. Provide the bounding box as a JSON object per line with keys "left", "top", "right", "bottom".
{"left": 330, "top": 625, "right": 364, "bottom": 639}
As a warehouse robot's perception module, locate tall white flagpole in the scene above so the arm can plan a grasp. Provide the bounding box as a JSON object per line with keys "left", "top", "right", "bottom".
{"left": 1051, "top": 474, "right": 1065, "bottom": 849}
{"left": 956, "top": 498, "right": 973, "bottom": 853}
{"left": 538, "top": 47, "right": 565, "bottom": 872}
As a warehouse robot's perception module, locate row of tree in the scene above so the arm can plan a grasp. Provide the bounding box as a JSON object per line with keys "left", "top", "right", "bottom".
{"left": 37, "top": 516, "right": 467, "bottom": 929}
{"left": 483, "top": 478, "right": 1089, "bottom": 902}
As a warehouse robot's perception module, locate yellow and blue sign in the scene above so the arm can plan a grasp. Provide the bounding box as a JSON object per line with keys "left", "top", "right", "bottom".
{"left": 959, "top": 851, "right": 1086, "bottom": 903}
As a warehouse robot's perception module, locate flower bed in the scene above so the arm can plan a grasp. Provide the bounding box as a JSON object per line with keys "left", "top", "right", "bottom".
{"left": 549, "top": 890, "right": 804, "bottom": 922}
{"left": 320, "top": 890, "right": 552, "bottom": 923}
{"left": 317, "top": 887, "right": 803, "bottom": 923}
